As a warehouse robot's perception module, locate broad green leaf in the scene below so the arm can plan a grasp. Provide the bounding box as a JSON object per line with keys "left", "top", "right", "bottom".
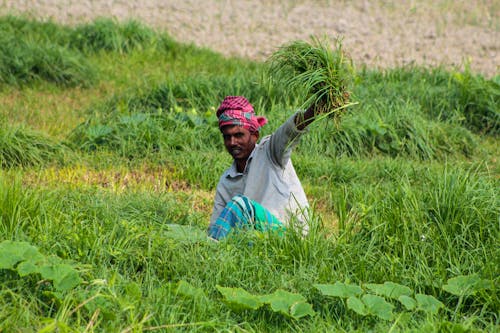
{"left": 347, "top": 296, "right": 368, "bottom": 316}
{"left": 54, "top": 269, "right": 81, "bottom": 292}
{"left": 16, "top": 261, "right": 39, "bottom": 276}
{"left": 216, "top": 286, "right": 263, "bottom": 311}
{"left": 442, "top": 274, "right": 491, "bottom": 296}
{"left": 314, "top": 282, "right": 363, "bottom": 298}
{"left": 0, "top": 240, "right": 42, "bottom": 269}
{"left": 415, "top": 294, "right": 444, "bottom": 315}
{"left": 176, "top": 280, "right": 206, "bottom": 299}
{"left": 362, "top": 294, "right": 394, "bottom": 320}
{"left": 398, "top": 295, "right": 417, "bottom": 310}
{"left": 260, "top": 289, "right": 307, "bottom": 316}
{"left": 164, "top": 224, "right": 207, "bottom": 243}
{"left": 290, "top": 301, "right": 315, "bottom": 319}
{"left": 39, "top": 263, "right": 81, "bottom": 291}
{"left": 364, "top": 282, "right": 413, "bottom": 299}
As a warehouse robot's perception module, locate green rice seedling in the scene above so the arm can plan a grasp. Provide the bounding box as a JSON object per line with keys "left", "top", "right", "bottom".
{"left": 267, "top": 36, "right": 355, "bottom": 120}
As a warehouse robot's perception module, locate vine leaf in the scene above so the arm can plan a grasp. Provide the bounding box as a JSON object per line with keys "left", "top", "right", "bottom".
{"left": 38, "top": 263, "right": 81, "bottom": 291}
{"left": 290, "top": 301, "right": 315, "bottom": 319}
{"left": 17, "top": 261, "right": 41, "bottom": 276}
{"left": 442, "top": 274, "right": 491, "bottom": 296}
{"left": 415, "top": 294, "right": 444, "bottom": 315}
{"left": 398, "top": 295, "right": 417, "bottom": 310}
{"left": 0, "top": 240, "right": 81, "bottom": 292}
{"left": 362, "top": 294, "right": 394, "bottom": 320}
{"left": 364, "top": 282, "right": 413, "bottom": 299}
{"left": 347, "top": 296, "right": 368, "bottom": 316}
{"left": 216, "top": 286, "right": 263, "bottom": 311}
{"left": 0, "top": 240, "right": 43, "bottom": 269}
{"left": 261, "top": 289, "right": 314, "bottom": 319}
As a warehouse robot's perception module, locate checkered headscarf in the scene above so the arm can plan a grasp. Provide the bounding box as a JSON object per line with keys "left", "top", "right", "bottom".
{"left": 217, "top": 96, "right": 267, "bottom": 132}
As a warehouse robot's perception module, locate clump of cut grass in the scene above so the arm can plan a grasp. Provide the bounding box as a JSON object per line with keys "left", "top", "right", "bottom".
{"left": 267, "top": 36, "right": 354, "bottom": 119}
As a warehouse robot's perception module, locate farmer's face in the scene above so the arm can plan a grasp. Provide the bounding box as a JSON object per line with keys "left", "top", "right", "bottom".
{"left": 221, "top": 125, "right": 259, "bottom": 161}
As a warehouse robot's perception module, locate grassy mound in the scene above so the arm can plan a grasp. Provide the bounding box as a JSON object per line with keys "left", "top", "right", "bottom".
{"left": 69, "top": 18, "right": 158, "bottom": 54}
{"left": 0, "top": 33, "right": 96, "bottom": 87}
{"left": 0, "top": 124, "right": 70, "bottom": 168}
{"left": 0, "top": 16, "right": 174, "bottom": 87}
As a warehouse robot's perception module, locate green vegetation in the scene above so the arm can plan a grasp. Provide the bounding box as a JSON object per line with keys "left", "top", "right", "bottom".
{"left": 0, "top": 124, "right": 71, "bottom": 168}
{"left": 268, "top": 37, "right": 354, "bottom": 118}
{"left": 0, "top": 16, "right": 498, "bottom": 332}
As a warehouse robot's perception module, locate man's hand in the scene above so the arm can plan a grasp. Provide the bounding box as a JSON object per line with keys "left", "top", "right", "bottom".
{"left": 295, "top": 104, "right": 318, "bottom": 131}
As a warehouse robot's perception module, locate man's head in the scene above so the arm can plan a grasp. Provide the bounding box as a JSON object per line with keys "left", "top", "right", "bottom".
{"left": 217, "top": 96, "right": 267, "bottom": 167}
{"left": 221, "top": 124, "right": 259, "bottom": 161}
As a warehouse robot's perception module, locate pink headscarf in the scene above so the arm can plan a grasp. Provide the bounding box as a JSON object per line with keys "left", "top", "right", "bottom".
{"left": 217, "top": 96, "right": 267, "bottom": 132}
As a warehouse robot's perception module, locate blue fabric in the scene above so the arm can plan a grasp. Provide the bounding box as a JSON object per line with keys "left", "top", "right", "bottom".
{"left": 208, "top": 195, "right": 284, "bottom": 240}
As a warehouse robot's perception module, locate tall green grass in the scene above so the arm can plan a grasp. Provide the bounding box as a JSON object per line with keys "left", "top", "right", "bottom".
{"left": 0, "top": 16, "right": 173, "bottom": 87}
{"left": 357, "top": 66, "right": 500, "bottom": 136}
{"left": 0, "top": 163, "right": 498, "bottom": 331}
{"left": 0, "top": 124, "right": 70, "bottom": 168}
{"left": 0, "top": 33, "right": 96, "bottom": 87}
{"left": 67, "top": 66, "right": 489, "bottom": 164}
{"left": 0, "top": 16, "right": 498, "bottom": 332}
{"left": 69, "top": 18, "right": 158, "bottom": 54}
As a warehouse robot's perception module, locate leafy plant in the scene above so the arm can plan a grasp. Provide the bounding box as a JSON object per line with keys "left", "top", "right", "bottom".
{"left": 216, "top": 286, "right": 315, "bottom": 319}
{"left": 442, "top": 274, "right": 492, "bottom": 297}
{"left": 314, "top": 281, "right": 445, "bottom": 320}
{"left": 0, "top": 240, "right": 81, "bottom": 292}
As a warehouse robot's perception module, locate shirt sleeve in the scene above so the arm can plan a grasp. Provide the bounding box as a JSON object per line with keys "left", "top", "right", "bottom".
{"left": 209, "top": 186, "right": 227, "bottom": 227}
{"left": 268, "top": 111, "right": 307, "bottom": 168}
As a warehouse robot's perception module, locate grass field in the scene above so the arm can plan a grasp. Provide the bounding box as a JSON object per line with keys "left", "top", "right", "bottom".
{"left": 0, "top": 16, "right": 499, "bottom": 332}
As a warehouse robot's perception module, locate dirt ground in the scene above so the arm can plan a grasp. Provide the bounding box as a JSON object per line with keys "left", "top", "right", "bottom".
{"left": 1, "top": 0, "right": 498, "bottom": 76}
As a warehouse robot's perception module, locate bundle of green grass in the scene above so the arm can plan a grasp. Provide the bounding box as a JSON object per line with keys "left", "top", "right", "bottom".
{"left": 268, "top": 37, "right": 354, "bottom": 120}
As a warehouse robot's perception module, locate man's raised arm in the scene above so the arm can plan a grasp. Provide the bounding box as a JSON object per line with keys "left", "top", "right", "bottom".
{"left": 294, "top": 104, "right": 318, "bottom": 131}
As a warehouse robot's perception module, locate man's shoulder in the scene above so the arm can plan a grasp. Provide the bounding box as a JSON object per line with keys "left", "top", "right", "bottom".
{"left": 257, "top": 134, "right": 272, "bottom": 148}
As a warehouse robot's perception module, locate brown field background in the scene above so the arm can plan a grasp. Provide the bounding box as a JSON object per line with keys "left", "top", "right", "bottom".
{"left": 1, "top": 0, "right": 498, "bottom": 76}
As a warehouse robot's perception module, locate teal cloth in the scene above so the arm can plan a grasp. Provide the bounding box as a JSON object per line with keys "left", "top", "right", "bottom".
{"left": 208, "top": 195, "right": 284, "bottom": 240}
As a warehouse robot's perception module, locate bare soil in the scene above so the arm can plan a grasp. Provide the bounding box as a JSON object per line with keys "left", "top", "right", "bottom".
{"left": 1, "top": 0, "right": 498, "bottom": 76}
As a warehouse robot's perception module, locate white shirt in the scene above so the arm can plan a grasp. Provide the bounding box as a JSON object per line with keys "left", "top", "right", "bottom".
{"left": 209, "top": 112, "right": 309, "bottom": 230}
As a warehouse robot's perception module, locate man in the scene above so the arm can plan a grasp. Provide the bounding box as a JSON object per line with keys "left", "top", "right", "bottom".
{"left": 208, "top": 96, "right": 318, "bottom": 240}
